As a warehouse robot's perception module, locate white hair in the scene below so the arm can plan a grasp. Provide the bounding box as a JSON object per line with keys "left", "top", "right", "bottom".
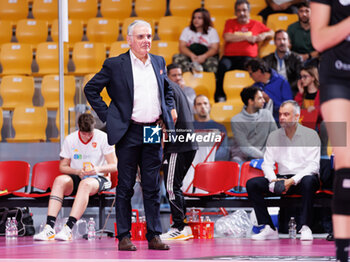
{"left": 281, "top": 100, "right": 301, "bottom": 116}
{"left": 127, "top": 20, "right": 152, "bottom": 36}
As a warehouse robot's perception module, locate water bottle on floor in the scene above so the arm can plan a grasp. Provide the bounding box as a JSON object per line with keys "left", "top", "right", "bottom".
{"left": 288, "top": 217, "right": 297, "bottom": 239}
{"left": 11, "top": 217, "right": 18, "bottom": 238}
{"left": 87, "top": 218, "right": 96, "bottom": 240}
{"left": 5, "top": 217, "right": 12, "bottom": 238}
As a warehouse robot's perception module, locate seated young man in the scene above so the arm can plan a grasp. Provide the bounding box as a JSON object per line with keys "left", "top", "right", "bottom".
{"left": 247, "top": 100, "right": 320, "bottom": 241}
{"left": 34, "top": 113, "right": 117, "bottom": 241}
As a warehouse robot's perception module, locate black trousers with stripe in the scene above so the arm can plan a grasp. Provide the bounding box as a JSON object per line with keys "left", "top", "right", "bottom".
{"left": 163, "top": 150, "right": 196, "bottom": 230}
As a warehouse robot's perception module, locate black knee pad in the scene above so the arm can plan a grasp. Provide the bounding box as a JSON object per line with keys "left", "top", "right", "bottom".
{"left": 332, "top": 169, "right": 350, "bottom": 215}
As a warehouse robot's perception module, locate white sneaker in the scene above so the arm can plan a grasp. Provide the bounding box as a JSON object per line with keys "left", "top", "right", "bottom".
{"left": 55, "top": 225, "right": 72, "bottom": 241}
{"left": 300, "top": 225, "right": 313, "bottom": 241}
{"left": 34, "top": 225, "right": 56, "bottom": 241}
{"left": 251, "top": 225, "right": 279, "bottom": 240}
{"left": 160, "top": 226, "right": 194, "bottom": 241}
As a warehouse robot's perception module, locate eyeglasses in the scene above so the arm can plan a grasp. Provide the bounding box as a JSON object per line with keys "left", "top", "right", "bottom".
{"left": 300, "top": 74, "right": 310, "bottom": 79}
{"left": 129, "top": 34, "right": 152, "bottom": 40}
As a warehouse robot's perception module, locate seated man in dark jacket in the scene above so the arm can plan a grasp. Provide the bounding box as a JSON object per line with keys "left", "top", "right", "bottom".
{"left": 263, "top": 29, "right": 303, "bottom": 96}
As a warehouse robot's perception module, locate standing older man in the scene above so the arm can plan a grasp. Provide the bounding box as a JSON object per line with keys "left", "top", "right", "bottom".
{"left": 215, "top": 0, "right": 273, "bottom": 101}
{"left": 84, "top": 20, "right": 175, "bottom": 251}
{"left": 247, "top": 100, "right": 320, "bottom": 241}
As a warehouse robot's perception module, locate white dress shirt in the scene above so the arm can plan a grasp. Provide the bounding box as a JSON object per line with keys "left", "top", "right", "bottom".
{"left": 262, "top": 124, "right": 320, "bottom": 185}
{"left": 129, "top": 50, "right": 162, "bottom": 123}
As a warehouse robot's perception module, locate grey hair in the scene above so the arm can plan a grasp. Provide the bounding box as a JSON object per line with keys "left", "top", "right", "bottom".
{"left": 127, "top": 20, "right": 152, "bottom": 36}
{"left": 281, "top": 100, "right": 301, "bottom": 116}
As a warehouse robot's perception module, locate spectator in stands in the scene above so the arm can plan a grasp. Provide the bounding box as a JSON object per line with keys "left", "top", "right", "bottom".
{"left": 193, "top": 95, "right": 229, "bottom": 161}
{"left": 167, "top": 63, "right": 196, "bottom": 112}
{"left": 245, "top": 58, "right": 293, "bottom": 123}
{"left": 258, "top": 0, "right": 303, "bottom": 22}
{"left": 34, "top": 113, "right": 117, "bottom": 241}
{"left": 247, "top": 100, "right": 320, "bottom": 241}
{"left": 294, "top": 65, "right": 320, "bottom": 118}
{"left": 231, "top": 86, "right": 277, "bottom": 162}
{"left": 287, "top": 2, "right": 319, "bottom": 66}
{"left": 173, "top": 8, "right": 220, "bottom": 73}
{"left": 215, "top": 0, "right": 273, "bottom": 102}
{"left": 263, "top": 29, "right": 303, "bottom": 96}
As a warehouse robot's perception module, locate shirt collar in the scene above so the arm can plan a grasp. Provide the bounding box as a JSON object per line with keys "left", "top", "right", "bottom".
{"left": 281, "top": 123, "right": 302, "bottom": 138}
{"left": 129, "top": 49, "right": 151, "bottom": 66}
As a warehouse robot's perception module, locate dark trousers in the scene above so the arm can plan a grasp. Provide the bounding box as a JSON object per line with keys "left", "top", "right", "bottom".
{"left": 162, "top": 150, "right": 196, "bottom": 230}
{"left": 115, "top": 123, "right": 163, "bottom": 241}
{"left": 246, "top": 175, "right": 320, "bottom": 230}
{"left": 215, "top": 56, "right": 252, "bottom": 100}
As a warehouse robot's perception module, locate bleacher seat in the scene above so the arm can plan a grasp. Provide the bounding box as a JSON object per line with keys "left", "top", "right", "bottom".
{"left": 0, "top": 0, "right": 28, "bottom": 24}
{"left": 15, "top": 19, "right": 48, "bottom": 46}
{"left": 0, "top": 161, "right": 30, "bottom": 197}
{"left": 134, "top": 0, "right": 167, "bottom": 22}
{"left": 0, "top": 75, "right": 35, "bottom": 110}
{"left": 259, "top": 39, "right": 275, "bottom": 58}
{"left": 72, "top": 42, "right": 106, "bottom": 75}
{"left": 109, "top": 41, "right": 129, "bottom": 57}
{"left": 0, "top": 43, "right": 33, "bottom": 75}
{"left": 100, "top": 0, "right": 132, "bottom": 20}
{"left": 204, "top": 0, "right": 234, "bottom": 18}
{"left": 0, "top": 21, "right": 14, "bottom": 45}
{"left": 41, "top": 75, "right": 76, "bottom": 110}
{"left": 34, "top": 42, "right": 69, "bottom": 75}
{"left": 266, "top": 13, "right": 298, "bottom": 31}
{"left": 83, "top": 73, "right": 111, "bottom": 106}
{"left": 51, "top": 106, "right": 76, "bottom": 141}
{"left": 121, "top": 17, "right": 155, "bottom": 41}
{"left": 210, "top": 101, "right": 244, "bottom": 138}
{"left": 6, "top": 106, "right": 48, "bottom": 143}
{"left": 32, "top": 0, "right": 58, "bottom": 23}
{"left": 250, "top": 0, "right": 267, "bottom": 16}
{"left": 169, "top": 0, "right": 202, "bottom": 17}
{"left": 223, "top": 70, "right": 254, "bottom": 102}
{"left": 211, "top": 16, "right": 231, "bottom": 42}
{"left": 86, "top": 18, "right": 119, "bottom": 47}
{"left": 51, "top": 19, "right": 84, "bottom": 47}
{"left": 182, "top": 71, "right": 215, "bottom": 104}
{"left": 150, "top": 41, "right": 178, "bottom": 65}
{"left": 68, "top": 0, "right": 98, "bottom": 24}
{"left": 157, "top": 16, "right": 189, "bottom": 41}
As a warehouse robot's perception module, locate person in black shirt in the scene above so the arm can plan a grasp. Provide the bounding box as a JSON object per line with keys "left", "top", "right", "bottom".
{"left": 160, "top": 68, "right": 198, "bottom": 241}
{"left": 310, "top": 1, "right": 350, "bottom": 261}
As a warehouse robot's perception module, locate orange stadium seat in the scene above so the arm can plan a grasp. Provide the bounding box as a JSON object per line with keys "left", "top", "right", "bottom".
{"left": 0, "top": 0, "right": 28, "bottom": 23}
{"left": 182, "top": 72, "right": 215, "bottom": 104}
{"left": 109, "top": 41, "right": 130, "bottom": 57}
{"left": 169, "top": 0, "right": 202, "bottom": 17}
{"left": 51, "top": 19, "right": 84, "bottom": 47}
{"left": 0, "top": 43, "right": 33, "bottom": 75}
{"left": 250, "top": 0, "right": 267, "bottom": 16}
{"left": 157, "top": 16, "right": 189, "bottom": 41}
{"left": 100, "top": 0, "right": 132, "bottom": 20}
{"left": 259, "top": 39, "right": 276, "bottom": 58}
{"left": 204, "top": 0, "right": 234, "bottom": 18}
{"left": 223, "top": 70, "right": 254, "bottom": 102}
{"left": 68, "top": 0, "right": 98, "bottom": 24}
{"left": 0, "top": 21, "right": 14, "bottom": 45}
{"left": 211, "top": 16, "right": 231, "bottom": 41}
{"left": 72, "top": 42, "right": 106, "bottom": 75}
{"left": 15, "top": 19, "right": 48, "bottom": 46}
{"left": 121, "top": 17, "right": 155, "bottom": 41}
{"left": 86, "top": 18, "right": 119, "bottom": 47}
{"left": 266, "top": 13, "right": 298, "bottom": 31}
{"left": 41, "top": 74, "right": 76, "bottom": 110}
{"left": 134, "top": 0, "right": 167, "bottom": 22}
{"left": 7, "top": 106, "right": 48, "bottom": 143}
{"left": 51, "top": 106, "right": 76, "bottom": 141}
{"left": 83, "top": 73, "right": 111, "bottom": 106}
{"left": 0, "top": 75, "right": 35, "bottom": 110}
{"left": 34, "top": 42, "right": 69, "bottom": 75}
{"left": 32, "top": 0, "right": 57, "bottom": 23}
{"left": 151, "top": 41, "right": 178, "bottom": 65}
{"left": 210, "top": 101, "right": 244, "bottom": 138}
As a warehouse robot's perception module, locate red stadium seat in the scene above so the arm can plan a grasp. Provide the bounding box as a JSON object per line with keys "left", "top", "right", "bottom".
{"left": 0, "top": 161, "right": 30, "bottom": 197}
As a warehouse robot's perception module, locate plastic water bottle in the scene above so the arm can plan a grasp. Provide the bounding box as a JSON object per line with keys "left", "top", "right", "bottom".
{"left": 11, "top": 217, "right": 18, "bottom": 238}
{"left": 87, "top": 218, "right": 96, "bottom": 240}
{"left": 5, "top": 218, "right": 12, "bottom": 238}
{"left": 288, "top": 217, "right": 297, "bottom": 239}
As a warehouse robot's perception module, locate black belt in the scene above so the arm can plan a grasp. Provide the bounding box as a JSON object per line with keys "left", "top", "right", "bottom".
{"left": 131, "top": 120, "right": 158, "bottom": 126}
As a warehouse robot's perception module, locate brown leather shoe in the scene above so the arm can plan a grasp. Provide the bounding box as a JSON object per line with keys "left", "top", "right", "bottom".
{"left": 118, "top": 236, "right": 137, "bottom": 251}
{"left": 148, "top": 235, "right": 170, "bottom": 250}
